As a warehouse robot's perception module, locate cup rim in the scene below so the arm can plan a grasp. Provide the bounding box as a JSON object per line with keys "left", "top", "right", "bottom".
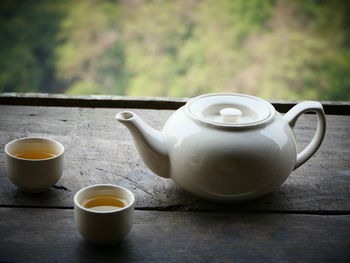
{"left": 74, "top": 184, "right": 135, "bottom": 214}
{"left": 5, "top": 137, "right": 65, "bottom": 161}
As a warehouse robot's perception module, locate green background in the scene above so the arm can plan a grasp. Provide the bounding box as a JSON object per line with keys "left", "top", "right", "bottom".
{"left": 1, "top": 0, "right": 349, "bottom": 100}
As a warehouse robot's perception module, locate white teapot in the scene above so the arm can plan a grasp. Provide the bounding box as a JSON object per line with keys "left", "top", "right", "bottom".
{"left": 116, "top": 93, "right": 326, "bottom": 202}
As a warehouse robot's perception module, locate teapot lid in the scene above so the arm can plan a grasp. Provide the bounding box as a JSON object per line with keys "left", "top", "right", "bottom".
{"left": 185, "top": 93, "right": 275, "bottom": 127}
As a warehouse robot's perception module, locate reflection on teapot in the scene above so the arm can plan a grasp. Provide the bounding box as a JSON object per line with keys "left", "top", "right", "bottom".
{"left": 116, "top": 93, "right": 326, "bottom": 202}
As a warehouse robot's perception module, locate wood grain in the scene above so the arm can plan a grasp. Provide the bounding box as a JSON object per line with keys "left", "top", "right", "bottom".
{"left": 0, "top": 208, "right": 349, "bottom": 263}
{"left": 0, "top": 105, "right": 349, "bottom": 212}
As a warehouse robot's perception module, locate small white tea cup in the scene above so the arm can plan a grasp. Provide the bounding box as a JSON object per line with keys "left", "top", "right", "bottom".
{"left": 5, "top": 137, "right": 64, "bottom": 193}
{"left": 74, "top": 184, "right": 135, "bottom": 244}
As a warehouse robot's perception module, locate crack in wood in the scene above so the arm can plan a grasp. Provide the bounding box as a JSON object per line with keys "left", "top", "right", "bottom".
{"left": 51, "top": 184, "right": 71, "bottom": 192}
{"left": 95, "top": 167, "right": 163, "bottom": 203}
{"left": 137, "top": 200, "right": 201, "bottom": 211}
{"left": 319, "top": 164, "right": 330, "bottom": 171}
{"left": 1, "top": 205, "right": 349, "bottom": 216}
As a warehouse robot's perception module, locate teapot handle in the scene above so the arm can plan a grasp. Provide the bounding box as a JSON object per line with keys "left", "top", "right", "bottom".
{"left": 283, "top": 101, "right": 326, "bottom": 170}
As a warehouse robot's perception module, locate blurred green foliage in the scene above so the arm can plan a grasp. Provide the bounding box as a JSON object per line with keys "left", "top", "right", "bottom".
{"left": 0, "top": 0, "right": 349, "bottom": 100}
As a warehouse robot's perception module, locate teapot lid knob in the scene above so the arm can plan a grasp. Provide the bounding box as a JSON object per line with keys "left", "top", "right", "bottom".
{"left": 220, "top": 108, "right": 242, "bottom": 123}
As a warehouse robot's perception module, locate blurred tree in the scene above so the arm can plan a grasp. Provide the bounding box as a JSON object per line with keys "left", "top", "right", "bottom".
{"left": 120, "top": 0, "right": 274, "bottom": 97}
{"left": 56, "top": 0, "right": 125, "bottom": 95}
{"left": 0, "top": 0, "right": 64, "bottom": 93}
{"left": 298, "top": 0, "right": 350, "bottom": 100}
{"left": 235, "top": 0, "right": 350, "bottom": 100}
{"left": 0, "top": 0, "right": 349, "bottom": 100}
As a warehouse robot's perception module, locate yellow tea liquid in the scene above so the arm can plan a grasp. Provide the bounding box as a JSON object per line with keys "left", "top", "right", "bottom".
{"left": 15, "top": 151, "right": 56, "bottom": 160}
{"left": 83, "top": 196, "right": 127, "bottom": 212}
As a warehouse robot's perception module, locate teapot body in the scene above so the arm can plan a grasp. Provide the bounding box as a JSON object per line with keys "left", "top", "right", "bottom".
{"left": 163, "top": 107, "right": 296, "bottom": 201}
{"left": 117, "top": 93, "right": 326, "bottom": 202}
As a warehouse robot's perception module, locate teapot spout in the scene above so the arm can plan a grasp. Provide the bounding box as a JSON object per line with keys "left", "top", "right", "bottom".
{"left": 116, "top": 111, "right": 170, "bottom": 178}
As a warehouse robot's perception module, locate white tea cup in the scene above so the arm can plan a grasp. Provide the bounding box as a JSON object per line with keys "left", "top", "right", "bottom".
{"left": 5, "top": 137, "right": 64, "bottom": 193}
{"left": 74, "top": 184, "right": 135, "bottom": 244}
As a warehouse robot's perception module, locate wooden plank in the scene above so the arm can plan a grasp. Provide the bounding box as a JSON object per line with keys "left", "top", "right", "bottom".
{"left": 0, "top": 208, "right": 349, "bottom": 263}
{"left": 0, "top": 92, "right": 187, "bottom": 110}
{"left": 0, "top": 106, "right": 349, "bottom": 212}
{"left": 1, "top": 93, "right": 350, "bottom": 114}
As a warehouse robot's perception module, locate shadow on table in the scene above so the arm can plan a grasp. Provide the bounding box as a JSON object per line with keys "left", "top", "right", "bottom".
{"left": 76, "top": 238, "right": 133, "bottom": 262}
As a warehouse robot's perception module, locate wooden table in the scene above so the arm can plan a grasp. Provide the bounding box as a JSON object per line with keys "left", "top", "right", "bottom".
{"left": 1, "top": 94, "right": 349, "bottom": 262}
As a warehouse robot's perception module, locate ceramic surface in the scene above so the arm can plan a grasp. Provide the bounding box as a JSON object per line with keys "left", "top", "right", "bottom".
{"left": 5, "top": 137, "right": 64, "bottom": 193}
{"left": 116, "top": 93, "right": 326, "bottom": 201}
{"left": 74, "top": 184, "right": 135, "bottom": 243}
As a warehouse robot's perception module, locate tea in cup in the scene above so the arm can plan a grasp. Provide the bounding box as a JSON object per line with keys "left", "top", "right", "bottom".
{"left": 5, "top": 137, "right": 64, "bottom": 193}
{"left": 74, "top": 184, "right": 135, "bottom": 244}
